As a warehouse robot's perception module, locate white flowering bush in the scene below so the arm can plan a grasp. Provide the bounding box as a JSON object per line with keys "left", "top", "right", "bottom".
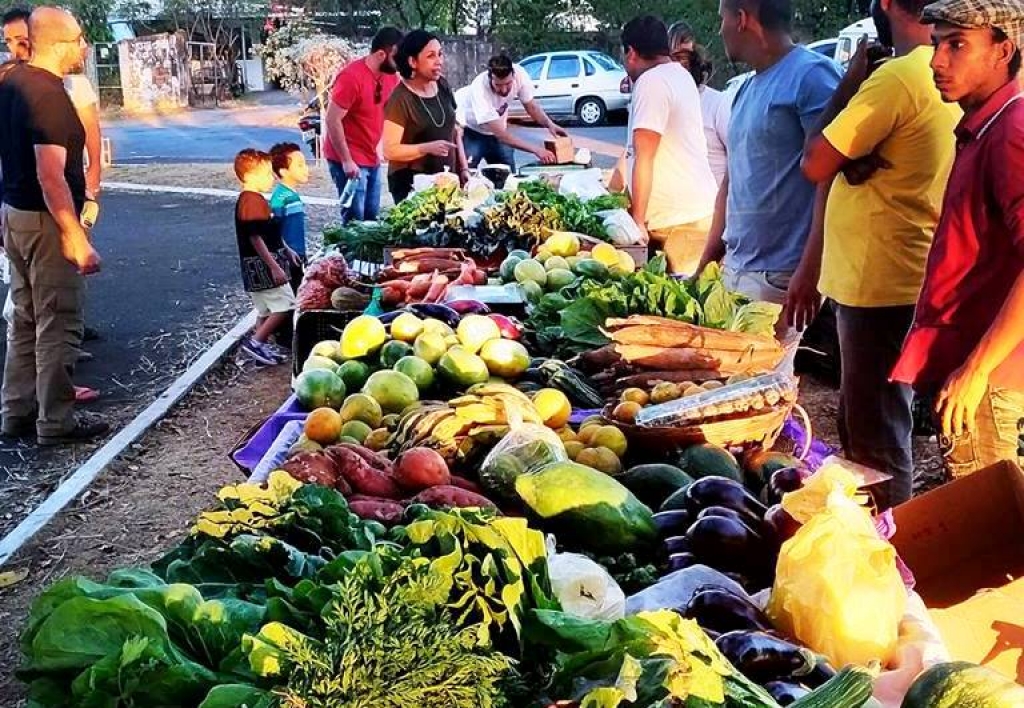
{"left": 258, "top": 21, "right": 362, "bottom": 102}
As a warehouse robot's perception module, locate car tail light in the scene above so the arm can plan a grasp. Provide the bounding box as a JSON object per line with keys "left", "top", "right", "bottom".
{"left": 620, "top": 77, "right": 632, "bottom": 93}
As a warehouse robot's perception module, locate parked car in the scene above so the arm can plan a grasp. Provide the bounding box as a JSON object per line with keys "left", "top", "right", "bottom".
{"left": 508, "top": 51, "right": 632, "bottom": 126}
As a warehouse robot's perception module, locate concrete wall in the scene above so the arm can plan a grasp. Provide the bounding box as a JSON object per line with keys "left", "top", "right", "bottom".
{"left": 440, "top": 36, "right": 496, "bottom": 92}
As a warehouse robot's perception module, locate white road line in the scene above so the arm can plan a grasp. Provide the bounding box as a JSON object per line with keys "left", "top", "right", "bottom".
{"left": 0, "top": 310, "right": 259, "bottom": 568}
{"left": 103, "top": 181, "right": 341, "bottom": 206}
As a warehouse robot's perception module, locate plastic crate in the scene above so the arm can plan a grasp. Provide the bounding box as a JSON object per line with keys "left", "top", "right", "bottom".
{"left": 292, "top": 309, "right": 363, "bottom": 376}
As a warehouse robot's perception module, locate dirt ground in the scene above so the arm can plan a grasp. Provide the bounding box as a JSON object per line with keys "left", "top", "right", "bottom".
{"left": 0, "top": 367, "right": 947, "bottom": 703}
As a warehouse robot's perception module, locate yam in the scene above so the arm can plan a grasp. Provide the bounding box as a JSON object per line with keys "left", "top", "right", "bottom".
{"left": 613, "top": 344, "right": 721, "bottom": 370}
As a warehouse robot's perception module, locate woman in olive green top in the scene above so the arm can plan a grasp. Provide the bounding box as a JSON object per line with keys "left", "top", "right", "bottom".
{"left": 383, "top": 30, "right": 469, "bottom": 203}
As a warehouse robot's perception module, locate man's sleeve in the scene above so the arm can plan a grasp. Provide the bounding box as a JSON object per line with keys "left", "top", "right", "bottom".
{"left": 630, "top": 78, "right": 670, "bottom": 135}
{"left": 467, "top": 77, "right": 500, "bottom": 125}
{"left": 515, "top": 65, "right": 535, "bottom": 103}
{"left": 993, "top": 119, "right": 1024, "bottom": 252}
{"left": 796, "top": 60, "right": 842, "bottom": 134}
{"left": 64, "top": 74, "right": 98, "bottom": 109}
{"left": 822, "top": 65, "right": 907, "bottom": 160}
{"left": 331, "top": 67, "right": 359, "bottom": 111}
{"left": 715, "top": 93, "right": 732, "bottom": 146}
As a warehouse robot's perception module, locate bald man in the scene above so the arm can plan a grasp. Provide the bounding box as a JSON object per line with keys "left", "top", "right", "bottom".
{"left": 0, "top": 7, "right": 107, "bottom": 445}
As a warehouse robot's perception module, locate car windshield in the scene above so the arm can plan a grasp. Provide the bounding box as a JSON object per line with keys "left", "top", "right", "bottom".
{"left": 587, "top": 52, "right": 621, "bottom": 72}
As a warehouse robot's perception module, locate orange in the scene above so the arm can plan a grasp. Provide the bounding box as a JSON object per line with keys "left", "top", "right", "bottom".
{"left": 304, "top": 407, "right": 343, "bottom": 445}
{"left": 620, "top": 387, "right": 650, "bottom": 405}
{"left": 533, "top": 388, "right": 572, "bottom": 429}
{"left": 613, "top": 401, "right": 642, "bottom": 424}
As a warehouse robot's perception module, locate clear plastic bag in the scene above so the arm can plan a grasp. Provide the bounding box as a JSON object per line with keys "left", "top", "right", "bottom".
{"left": 558, "top": 168, "right": 607, "bottom": 200}
{"left": 547, "top": 536, "right": 625, "bottom": 620}
{"left": 600, "top": 209, "right": 646, "bottom": 246}
{"left": 478, "top": 424, "right": 567, "bottom": 500}
{"left": 768, "top": 490, "right": 906, "bottom": 667}
{"left": 635, "top": 372, "right": 798, "bottom": 428}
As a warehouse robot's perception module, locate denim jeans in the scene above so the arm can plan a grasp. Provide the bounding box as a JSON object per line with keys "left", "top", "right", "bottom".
{"left": 462, "top": 127, "right": 516, "bottom": 171}
{"left": 721, "top": 267, "right": 800, "bottom": 376}
{"left": 834, "top": 304, "right": 916, "bottom": 510}
{"left": 327, "top": 162, "right": 382, "bottom": 222}
{"left": 938, "top": 386, "right": 1024, "bottom": 479}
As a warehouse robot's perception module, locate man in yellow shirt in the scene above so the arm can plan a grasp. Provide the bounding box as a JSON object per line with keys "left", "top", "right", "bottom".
{"left": 802, "top": 0, "right": 961, "bottom": 509}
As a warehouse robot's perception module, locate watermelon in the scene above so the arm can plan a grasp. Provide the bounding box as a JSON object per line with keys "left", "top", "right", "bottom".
{"left": 294, "top": 369, "right": 346, "bottom": 410}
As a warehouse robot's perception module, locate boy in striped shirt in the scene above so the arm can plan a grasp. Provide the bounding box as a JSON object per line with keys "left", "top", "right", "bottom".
{"left": 269, "top": 142, "right": 310, "bottom": 290}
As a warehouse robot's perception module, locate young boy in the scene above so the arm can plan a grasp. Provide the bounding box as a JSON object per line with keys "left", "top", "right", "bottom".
{"left": 269, "top": 142, "right": 310, "bottom": 292}
{"left": 234, "top": 149, "right": 299, "bottom": 365}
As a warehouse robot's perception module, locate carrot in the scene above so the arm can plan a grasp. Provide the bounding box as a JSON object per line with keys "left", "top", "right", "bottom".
{"left": 472, "top": 269, "right": 488, "bottom": 285}
{"left": 613, "top": 344, "right": 721, "bottom": 370}
{"left": 453, "top": 261, "right": 476, "bottom": 286}
{"left": 377, "top": 279, "right": 411, "bottom": 292}
{"left": 382, "top": 286, "right": 405, "bottom": 306}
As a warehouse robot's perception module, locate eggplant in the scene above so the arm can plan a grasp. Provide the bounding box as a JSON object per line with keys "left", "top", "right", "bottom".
{"left": 764, "top": 504, "right": 802, "bottom": 545}
{"left": 696, "top": 505, "right": 767, "bottom": 535}
{"left": 663, "top": 535, "right": 691, "bottom": 555}
{"left": 446, "top": 299, "right": 491, "bottom": 315}
{"left": 762, "top": 467, "right": 806, "bottom": 505}
{"left": 763, "top": 681, "right": 811, "bottom": 706}
{"left": 685, "top": 515, "right": 766, "bottom": 574}
{"left": 683, "top": 586, "right": 772, "bottom": 633}
{"left": 404, "top": 303, "right": 461, "bottom": 327}
{"left": 722, "top": 571, "right": 753, "bottom": 591}
{"left": 801, "top": 658, "right": 838, "bottom": 689}
{"left": 683, "top": 476, "right": 768, "bottom": 521}
{"left": 377, "top": 310, "right": 405, "bottom": 324}
{"left": 653, "top": 509, "right": 693, "bottom": 538}
{"left": 665, "top": 552, "right": 699, "bottom": 572}
{"left": 714, "top": 631, "right": 817, "bottom": 682}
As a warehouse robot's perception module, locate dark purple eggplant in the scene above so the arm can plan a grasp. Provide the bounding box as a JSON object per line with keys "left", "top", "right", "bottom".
{"left": 801, "top": 658, "right": 838, "bottom": 689}
{"left": 723, "top": 571, "right": 753, "bottom": 591}
{"left": 446, "top": 299, "right": 491, "bottom": 315}
{"left": 666, "top": 552, "right": 698, "bottom": 572}
{"left": 683, "top": 476, "right": 768, "bottom": 520}
{"left": 696, "top": 505, "right": 769, "bottom": 535}
{"left": 653, "top": 509, "right": 693, "bottom": 538}
{"left": 763, "top": 681, "right": 811, "bottom": 706}
{"left": 714, "top": 631, "right": 817, "bottom": 682}
{"left": 764, "top": 504, "right": 802, "bottom": 545}
{"left": 762, "top": 467, "right": 807, "bottom": 505}
{"left": 404, "top": 303, "right": 461, "bottom": 327}
{"left": 685, "top": 515, "right": 767, "bottom": 574}
{"left": 682, "top": 586, "right": 772, "bottom": 633}
{"left": 378, "top": 310, "right": 405, "bottom": 324}
{"left": 663, "top": 535, "right": 691, "bottom": 555}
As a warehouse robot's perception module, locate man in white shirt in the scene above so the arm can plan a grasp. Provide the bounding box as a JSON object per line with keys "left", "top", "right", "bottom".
{"left": 456, "top": 54, "right": 568, "bottom": 170}
{"left": 621, "top": 15, "right": 718, "bottom": 275}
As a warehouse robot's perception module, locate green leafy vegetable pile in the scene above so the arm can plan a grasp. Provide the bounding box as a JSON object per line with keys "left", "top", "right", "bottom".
{"left": 322, "top": 221, "right": 401, "bottom": 265}
{"left": 385, "top": 184, "right": 464, "bottom": 238}
{"left": 518, "top": 180, "right": 629, "bottom": 240}
{"left": 527, "top": 256, "right": 782, "bottom": 356}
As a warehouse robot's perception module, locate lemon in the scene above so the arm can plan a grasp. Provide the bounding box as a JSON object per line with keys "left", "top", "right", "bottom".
{"left": 592, "top": 242, "right": 622, "bottom": 269}
{"left": 617, "top": 250, "right": 637, "bottom": 273}
{"left": 533, "top": 388, "right": 572, "bottom": 429}
{"left": 546, "top": 231, "right": 581, "bottom": 257}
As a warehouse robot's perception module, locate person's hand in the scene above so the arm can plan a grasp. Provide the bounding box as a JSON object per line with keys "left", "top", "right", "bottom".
{"left": 838, "top": 36, "right": 872, "bottom": 102}
{"left": 286, "top": 248, "right": 302, "bottom": 267}
{"left": 535, "top": 148, "right": 557, "bottom": 164}
{"left": 271, "top": 265, "right": 289, "bottom": 287}
{"left": 342, "top": 158, "right": 359, "bottom": 179}
{"left": 843, "top": 152, "right": 893, "bottom": 186}
{"left": 63, "top": 232, "right": 102, "bottom": 275}
{"left": 631, "top": 219, "right": 649, "bottom": 246}
{"left": 936, "top": 361, "right": 989, "bottom": 438}
{"left": 783, "top": 263, "right": 821, "bottom": 332}
{"left": 550, "top": 124, "right": 569, "bottom": 138}
{"left": 459, "top": 168, "right": 471, "bottom": 187}
{"left": 424, "top": 140, "right": 455, "bottom": 157}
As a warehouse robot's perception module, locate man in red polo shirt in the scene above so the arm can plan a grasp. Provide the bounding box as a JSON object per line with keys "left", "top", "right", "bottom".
{"left": 323, "top": 26, "right": 403, "bottom": 222}
{"left": 892, "top": 0, "right": 1024, "bottom": 477}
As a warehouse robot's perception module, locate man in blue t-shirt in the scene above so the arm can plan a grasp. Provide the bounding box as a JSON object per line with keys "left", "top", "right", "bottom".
{"left": 269, "top": 142, "right": 310, "bottom": 291}
{"left": 697, "top": 0, "right": 841, "bottom": 373}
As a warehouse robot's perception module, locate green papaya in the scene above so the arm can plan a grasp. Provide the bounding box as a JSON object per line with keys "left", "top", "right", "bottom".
{"left": 677, "top": 443, "right": 743, "bottom": 484}
{"left": 619, "top": 464, "right": 695, "bottom": 510}
{"left": 515, "top": 461, "right": 656, "bottom": 553}
{"left": 901, "top": 661, "right": 1024, "bottom": 708}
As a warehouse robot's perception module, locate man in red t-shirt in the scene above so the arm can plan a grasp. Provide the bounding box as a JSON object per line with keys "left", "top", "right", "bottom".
{"left": 892, "top": 0, "right": 1024, "bottom": 477}
{"left": 324, "top": 26, "right": 403, "bottom": 222}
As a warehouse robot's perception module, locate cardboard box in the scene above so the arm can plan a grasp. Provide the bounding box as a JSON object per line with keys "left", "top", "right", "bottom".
{"left": 544, "top": 136, "right": 575, "bottom": 164}
{"left": 891, "top": 461, "right": 1024, "bottom": 684}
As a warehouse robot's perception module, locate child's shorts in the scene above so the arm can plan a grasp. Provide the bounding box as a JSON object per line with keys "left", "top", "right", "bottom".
{"left": 250, "top": 284, "right": 296, "bottom": 316}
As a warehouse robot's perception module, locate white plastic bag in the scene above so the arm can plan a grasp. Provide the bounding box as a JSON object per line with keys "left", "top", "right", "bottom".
{"left": 547, "top": 536, "right": 625, "bottom": 620}
{"left": 872, "top": 591, "right": 951, "bottom": 708}
{"left": 558, "top": 168, "right": 607, "bottom": 200}
{"left": 601, "top": 209, "right": 647, "bottom": 246}
{"left": 625, "top": 564, "right": 747, "bottom": 615}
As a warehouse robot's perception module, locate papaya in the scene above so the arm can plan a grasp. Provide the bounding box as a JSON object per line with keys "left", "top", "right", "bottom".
{"left": 515, "top": 461, "right": 656, "bottom": 553}
{"left": 901, "top": 661, "right": 1024, "bottom": 707}
{"left": 572, "top": 259, "right": 609, "bottom": 280}
{"left": 676, "top": 443, "right": 743, "bottom": 484}
{"left": 294, "top": 369, "right": 346, "bottom": 410}
{"left": 743, "top": 449, "right": 804, "bottom": 490}
{"left": 619, "top": 464, "right": 695, "bottom": 510}
{"left": 331, "top": 287, "right": 369, "bottom": 311}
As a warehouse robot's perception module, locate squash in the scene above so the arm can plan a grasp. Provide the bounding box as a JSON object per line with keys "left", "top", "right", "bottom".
{"left": 901, "top": 662, "right": 1024, "bottom": 707}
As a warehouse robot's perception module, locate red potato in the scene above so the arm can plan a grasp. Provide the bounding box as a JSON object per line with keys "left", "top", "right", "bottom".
{"left": 394, "top": 447, "right": 451, "bottom": 491}
{"left": 410, "top": 485, "right": 497, "bottom": 510}
{"left": 349, "top": 499, "right": 406, "bottom": 526}
{"left": 448, "top": 475, "right": 484, "bottom": 495}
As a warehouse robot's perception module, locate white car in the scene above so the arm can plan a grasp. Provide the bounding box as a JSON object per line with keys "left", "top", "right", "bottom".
{"left": 509, "top": 51, "right": 632, "bottom": 126}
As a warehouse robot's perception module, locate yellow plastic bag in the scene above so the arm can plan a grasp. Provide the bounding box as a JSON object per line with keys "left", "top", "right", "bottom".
{"left": 768, "top": 490, "right": 906, "bottom": 668}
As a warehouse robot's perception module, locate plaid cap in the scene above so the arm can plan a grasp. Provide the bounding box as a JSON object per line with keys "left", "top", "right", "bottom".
{"left": 921, "top": 0, "right": 1024, "bottom": 47}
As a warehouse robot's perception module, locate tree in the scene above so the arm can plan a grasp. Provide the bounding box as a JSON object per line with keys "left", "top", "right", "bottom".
{"left": 0, "top": 0, "right": 114, "bottom": 43}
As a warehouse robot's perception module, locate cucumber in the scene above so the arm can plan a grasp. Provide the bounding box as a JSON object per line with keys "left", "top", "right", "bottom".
{"left": 790, "top": 665, "right": 876, "bottom": 708}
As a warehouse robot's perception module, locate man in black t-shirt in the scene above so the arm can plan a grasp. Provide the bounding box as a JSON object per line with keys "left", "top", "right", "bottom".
{"left": 0, "top": 7, "right": 107, "bottom": 446}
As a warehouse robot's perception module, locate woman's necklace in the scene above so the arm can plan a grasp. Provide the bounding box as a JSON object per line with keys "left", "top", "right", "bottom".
{"left": 409, "top": 81, "right": 447, "bottom": 128}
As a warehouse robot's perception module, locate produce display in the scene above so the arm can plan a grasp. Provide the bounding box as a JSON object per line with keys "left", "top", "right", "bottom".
{"left": 15, "top": 173, "right": 990, "bottom": 708}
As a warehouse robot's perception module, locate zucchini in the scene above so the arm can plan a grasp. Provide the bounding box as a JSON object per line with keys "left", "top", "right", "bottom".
{"left": 901, "top": 661, "right": 1024, "bottom": 707}
{"left": 538, "top": 359, "right": 604, "bottom": 408}
{"left": 790, "top": 664, "right": 877, "bottom": 708}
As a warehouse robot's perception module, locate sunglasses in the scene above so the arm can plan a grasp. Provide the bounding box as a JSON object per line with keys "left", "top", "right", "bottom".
{"left": 374, "top": 79, "right": 382, "bottom": 104}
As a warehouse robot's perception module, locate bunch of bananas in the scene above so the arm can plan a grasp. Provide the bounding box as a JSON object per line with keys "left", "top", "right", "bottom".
{"left": 388, "top": 382, "right": 543, "bottom": 466}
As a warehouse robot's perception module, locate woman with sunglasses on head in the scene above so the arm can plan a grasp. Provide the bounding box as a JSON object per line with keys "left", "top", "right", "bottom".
{"left": 383, "top": 30, "right": 468, "bottom": 203}
{"left": 668, "top": 23, "right": 731, "bottom": 188}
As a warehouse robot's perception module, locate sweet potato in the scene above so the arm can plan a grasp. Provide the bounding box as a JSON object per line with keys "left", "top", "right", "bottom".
{"left": 423, "top": 274, "right": 449, "bottom": 303}
{"left": 392, "top": 247, "right": 466, "bottom": 260}
{"left": 349, "top": 499, "right": 406, "bottom": 526}
{"left": 394, "top": 447, "right": 451, "bottom": 490}
{"left": 330, "top": 443, "right": 394, "bottom": 475}
{"left": 330, "top": 447, "right": 403, "bottom": 499}
{"left": 448, "top": 475, "right": 484, "bottom": 495}
{"left": 411, "top": 485, "right": 497, "bottom": 510}
{"left": 279, "top": 452, "right": 340, "bottom": 489}
{"left": 608, "top": 320, "right": 781, "bottom": 353}
{"left": 613, "top": 344, "right": 721, "bottom": 370}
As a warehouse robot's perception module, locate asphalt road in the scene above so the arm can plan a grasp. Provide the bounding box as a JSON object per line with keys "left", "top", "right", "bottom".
{"left": 0, "top": 189, "right": 249, "bottom": 537}
{"left": 104, "top": 107, "right": 629, "bottom": 168}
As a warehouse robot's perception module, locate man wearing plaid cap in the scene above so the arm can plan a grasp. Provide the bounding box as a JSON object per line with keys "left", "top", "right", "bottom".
{"left": 892, "top": 0, "right": 1024, "bottom": 477}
